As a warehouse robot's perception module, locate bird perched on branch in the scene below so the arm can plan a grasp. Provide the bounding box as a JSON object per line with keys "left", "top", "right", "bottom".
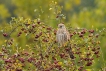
{"left": 56, "top": 23, "right": 70, "bottom": 46}
{"left": 56, "top": 23, "right": 74, "bottom": 59}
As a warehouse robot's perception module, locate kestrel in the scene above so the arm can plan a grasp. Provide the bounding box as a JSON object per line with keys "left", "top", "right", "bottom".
{"left": 56, "top": 23, "right": 74, "bottom": 59}
{"left": 56, "top": 23, "right": 70, "bottom": 46}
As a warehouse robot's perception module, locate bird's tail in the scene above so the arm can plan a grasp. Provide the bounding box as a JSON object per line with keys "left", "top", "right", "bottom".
{"left": 68, "top": 47, "right": 74, "bottom": 59}
{"left": 65, "top": 43, "right": 74, "bottom": 59}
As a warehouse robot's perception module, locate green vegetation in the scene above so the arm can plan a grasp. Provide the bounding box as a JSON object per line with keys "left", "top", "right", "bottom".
{"left": 0, "top": 0, "right": 106, "bottom": 71}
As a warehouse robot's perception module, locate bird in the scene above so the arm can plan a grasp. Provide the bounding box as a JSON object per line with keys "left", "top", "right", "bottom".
{"left": 56, "top": 23, "right": 74, "bottom": 59}
{"left": 56, "top": 23, "right": 70, "bottom": 46}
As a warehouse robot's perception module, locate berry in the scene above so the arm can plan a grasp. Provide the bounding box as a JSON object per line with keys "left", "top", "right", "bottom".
{"left": 79, "top": 33, "right": 83, "bottom": 37}
{"left": 3, "top": 33, "right": 8, "bottom": 37}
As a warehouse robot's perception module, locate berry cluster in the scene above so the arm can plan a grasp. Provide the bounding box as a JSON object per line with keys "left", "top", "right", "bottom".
{"left": 0, "top": 18, "right": 101, "bottom": 71}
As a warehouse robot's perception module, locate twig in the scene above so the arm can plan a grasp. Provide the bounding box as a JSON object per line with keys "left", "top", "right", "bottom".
{"left": 5, "top": 24, "right": 22, "bottom": 47}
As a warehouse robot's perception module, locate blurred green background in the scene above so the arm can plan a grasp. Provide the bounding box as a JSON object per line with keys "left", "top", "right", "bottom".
{"left": 0, "top": 0, "right": 106, "bottom": 70}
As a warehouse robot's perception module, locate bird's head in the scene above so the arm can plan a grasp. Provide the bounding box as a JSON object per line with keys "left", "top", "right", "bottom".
{"left": 58, "top": 23, "right": 65, "bottom": 29}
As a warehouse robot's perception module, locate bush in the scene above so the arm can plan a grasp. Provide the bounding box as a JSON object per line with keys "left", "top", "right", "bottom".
{"left": 0, "top": 2, "right": 105, "bottom": 71}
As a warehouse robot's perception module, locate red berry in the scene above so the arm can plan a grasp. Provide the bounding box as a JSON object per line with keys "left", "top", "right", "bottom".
{"left": 79, "top": 34, "right": 83, "bottom": 37}
{"left": 27, "top": 57, "right": 33, "bottom": 63}
{"left": 42, "top": 39, "right": 48, "bottom": 42}
{"left": 89, "top": 30, "right": 94, "bottom": 33}
{"left": 86, "top": 61, "right": 92, "bottom": 66}
{"left": 3, "top": 33, "right": 8, "bottom": 37}
{"left": 19, "top": 32, "right": 22, "bottom": 34}
{"left": 94, "top": 51, "right": 99, "bottom": 54}
{"left": 32, "top": 24, "right": 36, "bottom": 28}
{"left": 37, "top": 21, "right": 40, "bottom": 24}
{"left": 4, "top": 58, "right": 12, "bottom": 63}
{"left": 35, "top": 34, "right": 39, "bottom": 38}
{"left": 78, "top": 66, "right": 83, "bottom": 71}
{"left": 59, "top": 53, "right": 65, "bottom": 58}
{"left": 18, "top": 58, "right": 25, "bottom": 63}
{"left": 95, "top": 34, "right": 99, "bottom": 38}
{"left": 16, "top": 68, "right": 22, "bottom": 71}
{"left": 52, "top": 56, "right": 56, "bottom": 60}
{"left": 47, "top": 27, "right": 52, "bottom": 31}
{"left": 73, "top": 32, "right": 76, "bottom": 35}
{"left": 70, "top": 34, "right": 73, "bottom": 37}
{"left": 39, "top": 32, "right": 42, "bottom": 36}
{"left": 92, "top": 48, "right": 96, "bottom": 51}
{"left": 54, "top": 30, "right": 57, "bottom": 35}
{"left": 21, "top": 28, "right": 25, "bottom": 31}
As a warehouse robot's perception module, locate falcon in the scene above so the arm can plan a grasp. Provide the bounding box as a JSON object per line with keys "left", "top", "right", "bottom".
{"left": 56, "top": 23, "right": 70, "bottom": 46}
{"left": 56, "top": 23, "right": 74, "bottom": 59}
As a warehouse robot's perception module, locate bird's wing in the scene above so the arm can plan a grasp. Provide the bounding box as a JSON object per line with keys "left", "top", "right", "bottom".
{"left": 56, "top": 29, "right": 65, "bottom": 46}
{"left": 66, "top": 30, "right": 70, "bottom": 40}
{"left": 56, "top": 32, "right": 63, "bottom": 42}
{"left": 63, "top": 32, "right": 66, "bottom": 41}
{"left": 62, "top": 30, "right": 70, "bottom": 41}
{"left": 56, "top": 29, "right": 61, "bottom": 42}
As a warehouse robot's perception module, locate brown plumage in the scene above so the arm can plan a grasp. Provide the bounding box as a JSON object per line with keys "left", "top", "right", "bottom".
{"left": 56, "top": 23, "right": 70, "bottom": 46}
{"left": 56, "top": 23, "right": 74, "bottom": 59}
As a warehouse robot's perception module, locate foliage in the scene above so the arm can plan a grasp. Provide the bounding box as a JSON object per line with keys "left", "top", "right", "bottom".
{"left": 0, "top": 17, "right": 105, "bottom": 71}
{"left": 0, "top": 0, "right": 106, "bottom": 71}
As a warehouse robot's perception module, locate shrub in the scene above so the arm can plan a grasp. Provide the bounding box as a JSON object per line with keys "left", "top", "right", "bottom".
{"left": 0, "top": 1, "right": 105, "bottom": 71}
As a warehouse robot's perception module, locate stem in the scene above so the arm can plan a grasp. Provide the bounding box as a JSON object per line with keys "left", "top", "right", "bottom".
{"left": 100, "top": 47, "right": 106, "bottom": 67}
{"left": 5, "top": 24, "right": 22, "bottom": 47}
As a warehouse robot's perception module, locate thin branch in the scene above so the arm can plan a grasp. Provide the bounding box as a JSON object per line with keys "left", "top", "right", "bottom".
{"left": 5, "top": 24, "right": 22, "bottom": 47}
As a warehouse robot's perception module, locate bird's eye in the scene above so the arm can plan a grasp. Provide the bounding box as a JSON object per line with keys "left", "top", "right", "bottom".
{"left": 60, "top": 25, "right": 62, "bottom": 28}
